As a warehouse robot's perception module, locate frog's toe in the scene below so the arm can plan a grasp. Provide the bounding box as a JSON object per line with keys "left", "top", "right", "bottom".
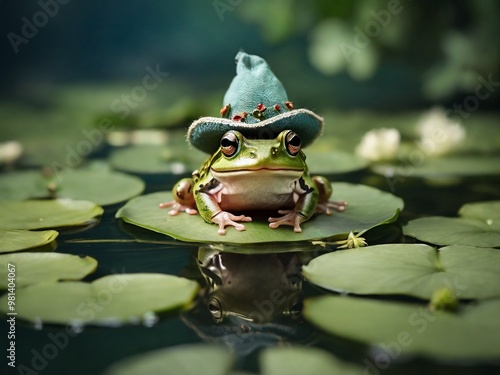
{"left": 268, "top": 211, "right": 303, "bottom": 232}
{"left": 159, "top": 201, "right": 178, "bottom": 215}
{"left": 329, "top": 200, "right": 347, "bottom": 212}
{"left": 168, "top": 209, "right": 179, "bottom": 216}
{"left": 212, "top": 212, "right": 252, "bottom": 235}
{"left": 217, "top": 223, "right": 245, "bottom": 235}
{"left": 160, "top": 201, "right": 198, "bottom": 216}
{"left": 317, "top": 200, "right": 347, "bottom": 214}
{"left": 159, "top": 201, "right": 174, "bottom": 209}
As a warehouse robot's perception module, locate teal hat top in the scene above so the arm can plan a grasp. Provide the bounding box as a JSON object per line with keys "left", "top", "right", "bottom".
{"left": 187, "top": 51, "right": 324, "bottom": 153}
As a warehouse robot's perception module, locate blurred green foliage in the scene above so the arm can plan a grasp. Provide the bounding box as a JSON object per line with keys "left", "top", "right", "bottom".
{"left": 235, "top": 0, "right": 500, "bottom": 100}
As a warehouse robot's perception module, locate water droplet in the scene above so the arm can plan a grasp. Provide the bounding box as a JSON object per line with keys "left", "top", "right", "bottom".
{"left": 143, "top": 311, "right": 159, "bottom": 327}
{"left": 33, "top": 317, "right": 43, "bottom": 330}
{"left": 69, "top": 320, "right": 85, "bottom": 333}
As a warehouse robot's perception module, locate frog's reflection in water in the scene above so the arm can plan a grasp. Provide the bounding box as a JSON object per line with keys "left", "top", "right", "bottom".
{"left": 200, "top": 247, "right": 306, "bottom": 323}
{"left": 181, "top": 246, "right": 317, "bottom": 358}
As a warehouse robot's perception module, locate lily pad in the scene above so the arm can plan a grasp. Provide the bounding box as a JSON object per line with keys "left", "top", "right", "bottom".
{"left": 260, "top": 346, "right": 364, "bottom": 375}
{"left": 0, "top": 252, "right": 97, "bottom": 288}
{"left": 306, "top": 149, "right": 369, "bottom": 175}
{"left": 116, "top": 183, "right": 404, "bottom": 244}
{"left": 109, "top": 144, "right": 206, "bottom": 174}
{"left": 404, "top": 200, "right": 500, "bottom": 247}
{"left": 105, "top": 344, "right": 233, "bottom": 375}
{"left": 56, "top": 170, "right": 145, "bottom": 205}
{"left": 0, "top": 170, "right": 145, "bottom": 205}
{"left": 0, "top": 101, "right": 100, "bottom": 167}
{"left": 0, "top": 229, "right": 58, "bottom": 253}
{"left": 105, "top": 343, "right": 364, "bottom": 375}
{"left": 0, "top": 273, "right": 199, "bottom": 326}
{"left": 459, "top": 200, "right": 500, "bottom": 222}
{"left": 0, "top": 170, "right": 49, "bottom": 200}
{"left": 372, "top": 155, "right": 500, "bottom": 178}
{"left": 304, "top": 295, "right": 500, "bottom": 361}
{"left": 303, "top": 244, "right": 500, "bottom": 300}
{"left": 0, "top": 199, "right": 103, "bottom": 230}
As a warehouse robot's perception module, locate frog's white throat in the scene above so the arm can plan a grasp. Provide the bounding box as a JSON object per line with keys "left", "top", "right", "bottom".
{"left": 209, "top": 168, "right": 304, "bottom": 211}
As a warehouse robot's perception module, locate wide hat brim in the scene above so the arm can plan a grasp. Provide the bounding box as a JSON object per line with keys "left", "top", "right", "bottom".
{"left": 187, "top": 108, "right": 323, "bottom": 154}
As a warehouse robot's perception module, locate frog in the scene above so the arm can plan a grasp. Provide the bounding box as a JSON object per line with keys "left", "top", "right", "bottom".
{"left": 160, "top": 129, "right": 346, "bottom": 235}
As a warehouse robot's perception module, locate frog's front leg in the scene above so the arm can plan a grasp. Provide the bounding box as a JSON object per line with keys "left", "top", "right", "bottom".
{"left": 268, "top": 176, "right": 319, "bottom": 233}
{"left": 159, "top": 178, "right": 198, "bottom": 215}
{"left": 196, "top": 179, "right": 252, "bottom": 235}
{"left": 313, "top": 175, "right": 347, "bottom": 214}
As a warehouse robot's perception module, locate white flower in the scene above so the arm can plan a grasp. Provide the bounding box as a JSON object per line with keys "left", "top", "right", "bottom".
{"left": 417, "top": 107, "right": 466, "bottom": 156}
{"left": 131, "top": 129, "right": 169, "bottom": 145}
{"left": 355, "top": 128, "right": 400, "bottom": 162}
{"left": 0, "top": 141, "right": 23, "bottom": 165}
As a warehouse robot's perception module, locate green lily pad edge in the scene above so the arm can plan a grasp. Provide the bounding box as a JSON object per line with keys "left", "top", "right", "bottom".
{"left": 105, "top": 343, "right": 365, "bottom": 375}
{"left": 0, "top": 273, "right": 199, "bottom": 326}
{"left": 0, "top": 169, "right": 145, "bottom": 206}
{"left": 116, "top": 182, "right": 404, "bottom": 245}
{"left": 0, "top": 252, "right": 98, "bottom": 288}
{"left": 404, "top": 200, "right": 500, "bottom": 248}
{"left": 303, "top": 243, "right": 500, "bottom": 300}
{"left": 0, "top": 229, "right": 59, "bottom": 253}
{"left": 0, "top": 199, "right": 104, "bottom": 230}
{"left": 303, "top": 295, "right": 500, "bottom": 362}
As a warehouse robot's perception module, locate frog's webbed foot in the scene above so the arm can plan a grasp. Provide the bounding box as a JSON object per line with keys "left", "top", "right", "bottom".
{"left": 159, "top": 201, "right": 198, "bottom": 216}
{"left": 212, "top": 211, "right": 252, "bottom": 235}
{"left": 160, "top": 178, "right": 197, "bottom": 216}
{"left": 312, "top": 175, "right": 347, "bottom": 215}
{"left": 316, "top": 200, "right": 347, "bottom": 215}
{"left": 268, "top": 210, "right": 304, "bottom": 233}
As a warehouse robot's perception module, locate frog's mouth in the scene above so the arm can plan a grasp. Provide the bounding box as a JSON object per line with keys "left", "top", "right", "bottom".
{"left": 211, "top": 168, "right": 304, "bottom": 181}
{"left": 210, "top": 169, "right": 305, "bottom": 194}
{"left": 211, "top": 167, "right": 304, "bottom": 175}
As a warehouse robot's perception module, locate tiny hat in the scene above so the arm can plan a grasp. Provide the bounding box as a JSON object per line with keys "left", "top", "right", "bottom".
{"left": 187, "top": 51, "right": 324, "bottom": 154}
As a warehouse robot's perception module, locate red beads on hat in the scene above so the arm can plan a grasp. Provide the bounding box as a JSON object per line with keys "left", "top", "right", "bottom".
{"left": 232, "top": 112, "right": 247, "bottom": 122}
{"left": 228, "top": 102, "right": 293, "bottom": 123}
{"left": 220, "top": 104, "right": 231, "bottom": 118}
{"left": 252, "top": 103, "right": 267, "bottom": 121}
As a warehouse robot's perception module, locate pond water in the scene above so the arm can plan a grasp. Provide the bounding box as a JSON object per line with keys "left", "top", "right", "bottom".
{"left": 2, "top": 163, "right": 499, "bottom": 375}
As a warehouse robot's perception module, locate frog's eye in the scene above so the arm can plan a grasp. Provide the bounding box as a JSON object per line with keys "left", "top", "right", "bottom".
{"left": 220, "top": 131, "right": 239, "bottom": 157}
{"left": 287, "top": 296, "right": 304, "bottom": 320}
{"left": 207, "top": 296, "right": 224, "bottom": 322}
{"left": 285, "top": 131, "right": 301, "bottom": 156}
